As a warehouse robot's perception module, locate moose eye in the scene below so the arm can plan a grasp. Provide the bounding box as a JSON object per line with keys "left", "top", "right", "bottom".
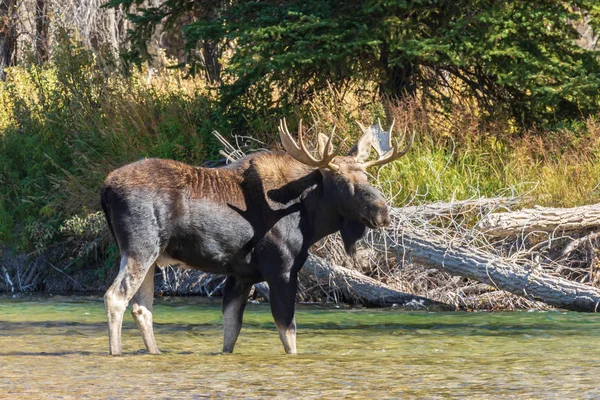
{"left": 333, "top": 174, "right": 353, "bottom": 194}
{"left": 343, "top": 179, "right": 356, "bottom": 196}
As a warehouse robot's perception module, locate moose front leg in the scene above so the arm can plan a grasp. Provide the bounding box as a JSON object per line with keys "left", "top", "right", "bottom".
{"left": 267, "top": 272, "right": 298, "bottom": 354}
{"left": 222, "top": 276, "right": 253, "bottom": 353}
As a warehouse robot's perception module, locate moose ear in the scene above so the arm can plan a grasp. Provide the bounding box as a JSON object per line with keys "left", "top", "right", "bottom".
{"left": 347, "top": 122, "right": 373, "bottom": 163}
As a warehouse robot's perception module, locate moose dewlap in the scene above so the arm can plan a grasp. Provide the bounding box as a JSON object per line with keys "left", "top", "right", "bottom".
{"left": 101, "top": 118, "right": 413, "bottom": 355}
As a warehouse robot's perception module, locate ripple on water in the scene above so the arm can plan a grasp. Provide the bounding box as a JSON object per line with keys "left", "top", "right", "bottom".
{"left": 0, "top": 295, "right": 600, "bottom": 398}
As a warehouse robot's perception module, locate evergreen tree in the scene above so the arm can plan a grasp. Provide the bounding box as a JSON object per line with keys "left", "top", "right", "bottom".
{"left": 109, "top": 0, "right": 600, "bottom": 126}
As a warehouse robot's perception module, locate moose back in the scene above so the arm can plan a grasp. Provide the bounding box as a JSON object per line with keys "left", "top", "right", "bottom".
{"left": 101, "top": 119, "right": 413, "bottom": 355}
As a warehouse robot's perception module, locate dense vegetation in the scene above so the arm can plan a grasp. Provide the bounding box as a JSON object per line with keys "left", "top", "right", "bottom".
{"left": 0, "top": 0, "right": 599, "bottom": 292}
{"left": 111, "top": 0, "right": 600, "bottom": 126}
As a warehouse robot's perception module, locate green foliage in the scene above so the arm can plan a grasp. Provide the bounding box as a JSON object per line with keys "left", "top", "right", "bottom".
{"left": 377, "top": 131, "right": 600, "bottom": 208}
{"left": 109, "top": 0, "right": 600, "bottom": 127}
{"left": 188, "top": 1, "right": 376, "bottom": 105}
{"left": 60, "top": 212, "right": 106, "bottom": 239}
{"left": 0, "top": 33, "right": 220, "bottom": 250}
{"left": 2, "top": 31, "right": 600, "bottom": 288}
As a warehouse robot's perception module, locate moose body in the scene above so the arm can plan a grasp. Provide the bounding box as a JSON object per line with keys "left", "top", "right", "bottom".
{"left": 101, "top": 119, "right": 412, "bottom": 355}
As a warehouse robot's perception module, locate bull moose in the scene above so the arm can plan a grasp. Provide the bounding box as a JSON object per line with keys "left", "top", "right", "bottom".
{"left": 101, "top": 118, "right": 413, "bottom": 355}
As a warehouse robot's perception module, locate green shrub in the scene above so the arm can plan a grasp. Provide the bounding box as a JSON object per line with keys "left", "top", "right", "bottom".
{"left": 0, "top": 33, "right": 221, "bottom": 250}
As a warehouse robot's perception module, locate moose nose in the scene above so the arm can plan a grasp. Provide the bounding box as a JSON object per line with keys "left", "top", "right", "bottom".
{"left": 375, "top": 212, "right": 391, "bottom": 228}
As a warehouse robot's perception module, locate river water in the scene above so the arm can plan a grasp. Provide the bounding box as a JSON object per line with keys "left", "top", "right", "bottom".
{"left": 1, "top": 294, "right": 600, "bottom": 399}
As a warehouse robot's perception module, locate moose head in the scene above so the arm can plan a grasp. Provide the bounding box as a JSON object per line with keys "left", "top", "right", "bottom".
{"left": 278, "top": 118, "right": 414, "bottom": 254}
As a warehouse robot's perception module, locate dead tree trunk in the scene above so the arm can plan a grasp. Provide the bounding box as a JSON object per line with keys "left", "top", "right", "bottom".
{"left": 0, "top": 0, "right": 18, "bottom": 80}
{"left": 386, "top": 225, "right": 600, "bottom": 312}
{"left": 300, "top": 254, "right": 452, "bottom": 310}
{"left": 195, "top": 1, "right": 222, "bottom": 83}
{"left": 478, "top": 203, "right": 600, "bottom": 236}
{"left": 402, "top": 197, "right": 522, "bottom": 219}
{"left": 35, "top": 0, "right": 50, "bottom": 63}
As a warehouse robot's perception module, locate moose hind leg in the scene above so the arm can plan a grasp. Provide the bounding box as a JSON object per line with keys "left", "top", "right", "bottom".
{"left": 104, "top": 253, "right": 157, "bottom": 355}
{"left": 268, "top": 274, "right": 298, "bottom": 354}
{"left": 131, "top": 265, "right": 160, "bottom": 354}
{"left": 222, "top": 276, "right": 253, "bottom": 353}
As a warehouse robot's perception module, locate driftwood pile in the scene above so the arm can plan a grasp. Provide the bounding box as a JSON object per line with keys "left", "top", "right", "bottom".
{"left": 301, "top": 197, "right": 600, "bottom": 312}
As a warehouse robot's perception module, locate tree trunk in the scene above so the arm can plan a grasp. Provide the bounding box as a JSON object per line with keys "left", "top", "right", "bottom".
{"left": 198, "top": 1, "right": 222, "bottom": 84}
{"left": 36, "top": 0, "right": 50, "bottom": 63}
{"left": 201, "top": 39, "right": 221, "bottom": 84}
{"left": 379, "top": 40, "right": 417, "bottom": 98}
{"left": 478, "top": 203, "right": 600, "bottom": 236}
{"left": 0, "top": 0, "right": 18, "bottom": 80}
{"left": 300, "top": 254, "right": 452, "bottom": 310}
{"left": 384, "top": 223, "right": 600, "bottom": 312}
{"left": 402, "top": 196, "right": 522, "bottom": 219}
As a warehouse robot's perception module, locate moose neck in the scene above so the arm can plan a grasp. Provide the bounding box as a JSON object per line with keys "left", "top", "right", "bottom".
{"left": 302, "top": 169, "right": 364, "bottom": 251}
{"left": 260, "top": 158, "right": 343, "bottom": 246}
{"left": 239, "top": 152, "right": 365, "bottom": 252}
{"left": 308, "top": 188, "right": 344, "bottom": 245}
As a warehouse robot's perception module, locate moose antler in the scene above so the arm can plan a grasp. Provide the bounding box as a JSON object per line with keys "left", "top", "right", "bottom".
{"left": 356, "top": 118, "right": 415, "bottom": 169}
{"left": 278, "top": 118, "right": 339, "bottom": 170}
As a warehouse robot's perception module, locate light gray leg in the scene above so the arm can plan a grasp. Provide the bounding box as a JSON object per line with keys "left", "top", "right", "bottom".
{"left": 131, "top": 265, "right": 159, "bottom": 354}
{"left": 104, "top": 254, "right": 156, "bottom": 356}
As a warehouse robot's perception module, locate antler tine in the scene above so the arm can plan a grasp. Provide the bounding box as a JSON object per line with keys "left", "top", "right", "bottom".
{"left": 355, "top": 120, "right": 368, "bottom": 134}
{"left": 278, "top": 118, "right": 339, "bottom": 169}
{"left": 296, "top": 119, "right": 319, "bottom": 163}
{"left": 313, "top": 124, "right": 339, "bottom": 169}
{"left": 323, "top": 126, "right": 336, "bottom": 157}
{"left": 279, "top": 118, "right": 303, "bottom": 158}
{"left": 387, "top": 118, "right": 396, "bottom": 148}
{"left": 361, "top": 122, "right": 414, "bottom": 169}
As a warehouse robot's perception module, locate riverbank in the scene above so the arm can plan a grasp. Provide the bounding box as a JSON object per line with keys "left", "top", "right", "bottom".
{"left": 2, "top": 43, "right": 600, "bottom": 307}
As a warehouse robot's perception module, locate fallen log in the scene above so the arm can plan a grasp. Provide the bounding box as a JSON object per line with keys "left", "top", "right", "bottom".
{"left": 299, "top": 254, "right": 453, "bottom": 310}
{"left": 402, "top": 196, "right": 521, "bottom": 219}
{"left": 247, "top": 255, "right": 451, "bottom": 310}
{"left": 561, "top": 232, "right": 600, "bottom": 257}
{"left": 385, "top": 221, "right": 600, "bottom": 312}
{"left": 253, "top": 282, "right": 271, "bottom": 301}
{"left": 478, "top": 202, "right": 600, "bottom": 236}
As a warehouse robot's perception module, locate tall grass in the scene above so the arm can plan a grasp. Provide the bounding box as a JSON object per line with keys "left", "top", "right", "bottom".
{"left": 378, "top": 114, "right": 600, "bottom": 208}
{"left": 0, "top": 36, "right": 219, "bottom": 248}
{"left": 1, "top": 33, "right": 600, "bottom": 256}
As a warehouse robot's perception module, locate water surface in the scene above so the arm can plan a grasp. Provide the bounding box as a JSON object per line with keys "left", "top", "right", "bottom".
{"left": 1, "top": 294, "right": 599, "bottom": 398}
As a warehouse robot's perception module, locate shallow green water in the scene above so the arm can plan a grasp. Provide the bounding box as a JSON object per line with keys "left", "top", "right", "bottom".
{"left": 1, "top": 294, "right": 600, "bottom": 399}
